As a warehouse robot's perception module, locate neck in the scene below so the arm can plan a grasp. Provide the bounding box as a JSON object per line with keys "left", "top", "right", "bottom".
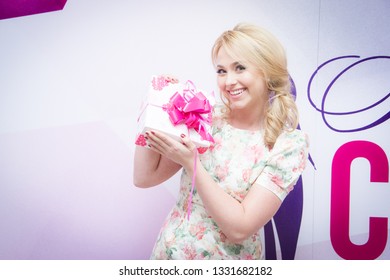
{"left": 228, "top": 108, "right": 265, "bottom": 131}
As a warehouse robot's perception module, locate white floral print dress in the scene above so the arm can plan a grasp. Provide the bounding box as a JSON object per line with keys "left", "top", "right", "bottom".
{"left": 150, "top": 104, "right": 309, "bottom": 260}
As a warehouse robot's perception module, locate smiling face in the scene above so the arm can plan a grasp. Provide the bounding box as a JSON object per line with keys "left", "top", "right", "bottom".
{"left": 211, "top": 23, "right": 297, "bottom": 145}
{"left": 215, "top": 46, "right": 269, "bottom": 115}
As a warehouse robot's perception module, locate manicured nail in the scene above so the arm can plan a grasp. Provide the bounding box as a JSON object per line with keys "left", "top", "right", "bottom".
{"left": 145, "top": 132, "right": 149, "bottom": 136}
{"left": 151, "top": 131, "right": 155, "bottom": 135}
{"left": 180, "top": 134, "right": 185, "bottom": 138}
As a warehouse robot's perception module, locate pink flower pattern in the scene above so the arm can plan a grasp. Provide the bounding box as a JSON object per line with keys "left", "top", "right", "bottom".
{"left": 151, "top": 76, "right": 169, "bottom": 91}
{"left": 242, "top": 169, "right": 252, "bottom": 183}
{"left": 150, "top": 104, "right": 309, "bottom": 260}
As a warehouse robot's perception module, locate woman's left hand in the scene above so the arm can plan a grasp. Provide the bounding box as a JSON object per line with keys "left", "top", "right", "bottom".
{"left": 145, "top": 130, "right": 196, "bottom": 169}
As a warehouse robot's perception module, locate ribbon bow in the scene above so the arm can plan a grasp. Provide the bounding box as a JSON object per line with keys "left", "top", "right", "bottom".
{"left": 163, "top": 81, "right": 214, "bottom": 143}
{"left": 163, "top": 81, "right": 214, "bottom": 220}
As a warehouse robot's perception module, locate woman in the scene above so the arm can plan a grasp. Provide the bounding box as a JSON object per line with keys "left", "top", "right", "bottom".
{"left": 133, "top": 23, "right": 309, "bottom": 259}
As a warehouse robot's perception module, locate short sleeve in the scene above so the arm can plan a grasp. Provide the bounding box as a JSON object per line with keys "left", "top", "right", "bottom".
{"left": 254, "top": 129, "right": 309, "bottom": 201}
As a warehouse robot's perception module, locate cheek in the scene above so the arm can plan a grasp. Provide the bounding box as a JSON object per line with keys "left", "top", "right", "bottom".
{"left": 251, "top": 76, "right": 268, "bottom": 95}
{"left": 217, "top": 77, "right": 226, "bottom": 91}
{"left": 237, "top": 75, "right": 255, "bottom": 90}
{"left": 258, "top": 81, "right": 269, "bottom": 95}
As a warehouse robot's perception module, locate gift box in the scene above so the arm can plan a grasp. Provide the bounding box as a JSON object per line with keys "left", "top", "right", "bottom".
{"left": 135, "top": 75, "right": 215, "bottom": 149}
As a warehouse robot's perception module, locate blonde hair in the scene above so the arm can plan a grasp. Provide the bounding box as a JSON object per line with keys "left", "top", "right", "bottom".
{"left": 211, "top": 23, "right": 299, "bottom": 149}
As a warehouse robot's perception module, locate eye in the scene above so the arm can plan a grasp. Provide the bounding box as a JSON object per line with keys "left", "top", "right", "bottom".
{"left": 216, "top": 68, "right": 226, "bottom": 75}
{"left": 236, "top": 64, "right": 246, "bottom": 72}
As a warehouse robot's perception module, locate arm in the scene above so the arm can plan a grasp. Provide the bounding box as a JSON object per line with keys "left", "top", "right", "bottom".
{"left": 146, "top": 130, "right": 282, "bottom": 243}
{"left": 133, "top": 144, "right": 182, "bottom": 188}
{"left": 186, "top": 157, "right": 281, "bottom": 243}
{"left": 133, "top": 75, "right": 182, "bottom": 188}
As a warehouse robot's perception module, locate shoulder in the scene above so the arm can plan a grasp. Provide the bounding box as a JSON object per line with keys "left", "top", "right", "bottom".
{"left": 254, "top": 129, "right": 309, "bottom": 201}
{"left": 268, "top": 129, "right": 309, "bottom": 164}
{"left": 273, "top": 129, "right": 309, "bottom": 152}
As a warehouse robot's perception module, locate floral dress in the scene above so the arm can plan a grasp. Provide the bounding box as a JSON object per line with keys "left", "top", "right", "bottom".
{"left": 150, "top": 104, "right": 309, "bottom": 260}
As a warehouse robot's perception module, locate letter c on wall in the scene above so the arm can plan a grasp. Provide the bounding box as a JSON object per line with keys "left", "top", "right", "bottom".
{"left": 331, "top": 141, "right": 388, "bottom": 259}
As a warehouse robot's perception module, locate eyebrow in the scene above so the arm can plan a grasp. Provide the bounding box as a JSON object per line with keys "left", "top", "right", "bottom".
{"left": 216, "top": 61, "right": 242, "bottom": 68}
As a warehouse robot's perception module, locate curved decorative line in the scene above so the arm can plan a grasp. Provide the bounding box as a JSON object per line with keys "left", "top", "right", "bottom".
{"left": 321, "top": 56, "right": 390, "bottom": 132}
{"left": 307, "top": 55, "right": 360, "bottom": 112}
{"left": 307, "top": 55, "right": 390, "bottom": 133}
{"left": 319, "top": 92, "right": 390, "bottom": 116}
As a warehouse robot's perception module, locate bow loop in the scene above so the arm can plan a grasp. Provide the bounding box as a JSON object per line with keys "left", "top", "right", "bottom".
{"left": 163, "top": 81, "right": 214, "bottom": 144}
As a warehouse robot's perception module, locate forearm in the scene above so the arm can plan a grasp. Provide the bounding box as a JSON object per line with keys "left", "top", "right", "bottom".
{"left": 133, "top": 146, "right": 161, "bottom": 187}
{"left": 185, "top": 158, "right": 255, "bottom": 243}
{"left": 133, "top": 146, "right": 181, "bottom": 187}
{"left": 141, "top": 126, "right": 282, "bottom": 243}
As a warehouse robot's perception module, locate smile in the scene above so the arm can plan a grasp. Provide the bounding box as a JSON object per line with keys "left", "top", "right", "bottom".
{"left": 228, "top": 88, "right": 245, "bottom": 96}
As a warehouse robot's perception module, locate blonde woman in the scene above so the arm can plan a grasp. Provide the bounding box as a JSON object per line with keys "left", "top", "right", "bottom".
{"left": 133, "top": 23, "right": 309, "bottom": 260}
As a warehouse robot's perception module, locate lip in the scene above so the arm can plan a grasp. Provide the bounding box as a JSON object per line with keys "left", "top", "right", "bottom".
{"left": 227, "top": 88, "right": 246, "bottom": 98}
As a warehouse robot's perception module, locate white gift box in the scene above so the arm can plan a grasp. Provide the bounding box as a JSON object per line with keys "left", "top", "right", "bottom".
{"left": 135, "top": 76, "right": 215, "bottom": 149}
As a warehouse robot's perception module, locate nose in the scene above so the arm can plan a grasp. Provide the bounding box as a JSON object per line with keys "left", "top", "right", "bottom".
{"left": 225, "top": 72, "right": 237, "bottom": 87}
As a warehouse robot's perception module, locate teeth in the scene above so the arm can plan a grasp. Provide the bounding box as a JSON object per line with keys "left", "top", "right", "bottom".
{"left": 230, "top": 89, "right": 244, "bottom": 96}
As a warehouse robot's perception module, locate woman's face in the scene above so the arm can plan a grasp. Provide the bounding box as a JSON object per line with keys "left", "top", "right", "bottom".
{"left": 215, "top": 46, "right": 268, "bottom": 113}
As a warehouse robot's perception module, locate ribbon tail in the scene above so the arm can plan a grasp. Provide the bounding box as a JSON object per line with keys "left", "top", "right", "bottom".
{"left": 196, "top": 122, "right": 215, "bottom": 143}
{"left": 187, "top": 151, "right": 198, "bottom": 220}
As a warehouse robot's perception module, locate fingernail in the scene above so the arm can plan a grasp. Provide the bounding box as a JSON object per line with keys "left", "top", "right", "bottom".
{"left": 145, "top": 132, "right": 149, "bottom": 136}
{"left": 151, "top": 131, "right": 155, "bottom": 135}
{"left": 180, "top": 134, "right": 185, "bottom": 138}
{"left": 145, "top": 136, "right": 148, "bottom": 140}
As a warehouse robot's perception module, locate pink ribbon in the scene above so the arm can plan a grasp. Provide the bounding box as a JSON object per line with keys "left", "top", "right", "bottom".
{"left": 137, "top": 80, "right": 214, "bottom": 220}
{"left": 163, "top": 81, "right": 214, "bottom": 143}
{"left": 187, "top": 151, "right": 198, "bottom": 220}
{"left": 162, "top": 81, "right": 213, "bottom": 220}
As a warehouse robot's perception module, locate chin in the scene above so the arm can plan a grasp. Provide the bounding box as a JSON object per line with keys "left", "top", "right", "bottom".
{"left": 228, "top": 102, "right": 246, "bottom": 111}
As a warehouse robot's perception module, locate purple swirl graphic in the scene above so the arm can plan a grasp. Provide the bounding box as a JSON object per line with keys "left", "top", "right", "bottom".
{"left": 307, "top": 55, "right": 390, "bottom": 132}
